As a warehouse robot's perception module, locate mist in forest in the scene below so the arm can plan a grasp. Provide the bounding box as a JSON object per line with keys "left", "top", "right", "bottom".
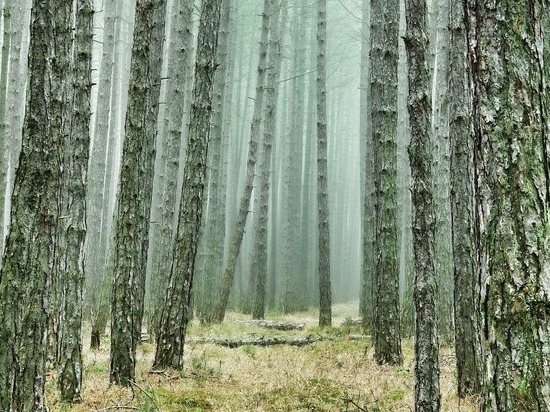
{"left": 0, "top": 0, "right": 548, "bottom": 410}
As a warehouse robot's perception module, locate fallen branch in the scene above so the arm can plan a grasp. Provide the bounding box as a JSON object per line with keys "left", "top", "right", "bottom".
{"left": 186, "top": 334, "right": 369, "bottom": 348}
{"left": 236, "top": 319, "right": 306, "bottom": 331}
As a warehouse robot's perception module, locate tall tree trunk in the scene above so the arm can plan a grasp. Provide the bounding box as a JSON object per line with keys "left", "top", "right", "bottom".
{"left": 110, "top": 0, "right": 167, "bottom": 385}
{"left": 57, "top": 1, "right": 93, "bottom": 400}
{"left": 370, "top": 0, "right": 403, "bottom": 365}
{"left": 210, "top": 0, "right": 271, "bottom": 323}
{"left": 468, "top": 1, "right": 550, "bottom": 410}
{"left": 0, "top": 0, "right": 91, "bottom": 408}
{"left": 153, "top": 0, "right": 222, "bottom": 370}
{"left": 195, "top": 0, "right": 232, "bottom": 323}
{"left": 87, "top": 0, "right": 120, "bottom": 350}
{"left": 359, "top": 0, "right": 374, "bottom": 331}
{"left": 147, "top": 0, "right": 194, "bottom": 338}
{"left": 89, "top": 0, "right": 136, "bottom": 350}
{"left": 316, "top": 0, "right": 331, "bottom": 327}
{"left": 404, "top": 0, "right": 440, "bottom": 410}
{"left": 449, "top": 0, "right": 483, "bottom": 397}
{"left": 250, "top": 0, "right": 285, "bottom": 320}
{"left": 0, "top": 0, "right": 30, "bottom": 259}
{"left": 430, "top": 0, "right": 454, "bottom": 344}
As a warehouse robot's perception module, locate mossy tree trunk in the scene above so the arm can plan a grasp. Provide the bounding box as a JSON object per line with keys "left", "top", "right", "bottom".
{"left": 404, "top": 0, "right": 441, "bottom": 409}
{"left": 147, "top": 0, "right": 194, "bottom": 338}
{"left": 153, "top": 0, "right": 223, "bottom": 369}
{"left": 0, "top": 0, "right": 91, "bottom": 408}
{"left": 110, "top": 0, "right": 167, "bottom": 385}
{"left": 370, "top": 0, "right": 403, "bottom": 365}
{"left": 449, "top": 0, "right": 483, "bottom": 398}
{"left": 468, "top": 1, "right": 550, "bottom": 410}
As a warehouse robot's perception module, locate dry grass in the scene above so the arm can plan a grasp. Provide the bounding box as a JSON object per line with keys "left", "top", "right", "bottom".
{"left": 46, "top": 303, "right": 481, "bottom": 411}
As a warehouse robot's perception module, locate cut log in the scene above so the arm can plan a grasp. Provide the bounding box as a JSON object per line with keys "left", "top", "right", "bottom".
{"left": 236, "top": 320, "right": 306, "bottom": 331}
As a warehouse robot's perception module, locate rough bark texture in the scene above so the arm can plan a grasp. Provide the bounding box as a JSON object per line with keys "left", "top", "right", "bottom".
{"left": 360, "top": 0, "right": 374, "bottom": 330}
{"left": 317, "top": 0, "right": 332, "bottom": 327}
{"left": 0, "top": 0, "right": 91, "bottom": 409}
{"left": 210, "top": 0, "right": 271, "bottom": 323}
{"left": 110, "top": 0, "right": 167, "bottom": 385}
{"left": 251, "top": 0, "right": 285, "bottom": 320}
{"left": 148, "top": 0, "right": 194, "bottom": 337}
{"left": 195, "top": 0, "right": 231, "bottom": 323}
{"left": 153, "top": 0, "right": 222, "bottom": 370}
{"left": 0, "top": 0, "right": 30, "bottom": 257}
{"left": 370, "top": 0, "right": 403, "bottom": 365}
{"left": 56, "top": 1, "right": 93, "bottom": 401}
{"left": 449, "top": 0, "right": 483, "bottom": 397}
{"left": 468, "top": 1, "right": 550, "bottom": 410}
{"left": 86, "top": 0, "right": 119, "bottom": 348}
{"left": 404, "top": 0, "right": 441, "bottom": 410}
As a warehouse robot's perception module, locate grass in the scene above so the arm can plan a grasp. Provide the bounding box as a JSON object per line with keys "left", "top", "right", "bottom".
{"left": 46, "top": 303, "right": 481, "bottom": 411}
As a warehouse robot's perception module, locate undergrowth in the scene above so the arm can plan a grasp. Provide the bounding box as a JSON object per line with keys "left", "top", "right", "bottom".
{"left": 46, "top": 303, "right": 480, "bottom": 411}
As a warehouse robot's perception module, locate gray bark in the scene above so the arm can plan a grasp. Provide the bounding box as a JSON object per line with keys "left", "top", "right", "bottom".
{"left": 250, "top": 0, "right": 285, "bottom": 320}
{"left": 57, "top": 1, "right": 93, "bottom": 400}
{"left": 468, "top": 1, "right": 550, "bottom": 410}
{"left": 153, "top": 0, "right": 222, "bottom": 370}
{"left": 449, "top": 0, "right": 483, "bottom": 397}
{"left": 370, "top": 0, "right": 403, "bottom": 365}
{"left": 404, "top": 0, "right": 440, "bottom": 409}
{"left": 194, "top": 0, "right": 232, "bottom": 323}
{"left": 0, "top": 0, "right": 91, "bottom": 408}
{"left": 110, "top": 0, "right": 167, "bottom": 385}
{"left": 210, "top": 0, "right": 271, "bottom": 323}
{"left": 147, "top": 0, "right": 194, "bottom": 337}
{"left": 317, "top": 0, "right": 331, "bottom": 327}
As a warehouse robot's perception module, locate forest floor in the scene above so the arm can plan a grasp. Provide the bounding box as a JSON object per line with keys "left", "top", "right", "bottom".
{"left": 46, "top": 303, "right": 481, "bottom": 411}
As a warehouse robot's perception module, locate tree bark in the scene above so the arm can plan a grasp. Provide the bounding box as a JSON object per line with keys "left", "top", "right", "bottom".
{"left": 316, "top": 0, "right": 331, "bottom": 328}
{"left": 359, "top": 0, "right": 374, "bottom": 332}
{"left": 0, "top": 0, "right": 91, "bottom": 408}
{"left": 468, "top": 1, "right": 550, "bottom": 410}
{"left": 370, "top": 0, "right": 403, "bottom": 365}
{"left": 56, "top": 1, "right": 93, "bottom": 401}
{"left": 404, "top": 0, "right": 441, "bottom": 410}
{"left": 87, "top": 0, "right": 120, "bottom": 350}
{"left": 250, "top": 0, "right": 286, "bottom": 320}
{"left": 110, "top": 0, "right": 167, "bottom": 385}
{"left": 449, "top": 0, "right": 483, "bottom": 397}
{"left": 210, "top": 0, "right": 271, "bottom": 323}
{"left": 147, "top": 0, "right": 194, "bottom": 338}
{"left": 153, "top": 0, "right": 223, "bottom": 370}
{"left": 194, "top": 0, "right": 232, "bottom": 323}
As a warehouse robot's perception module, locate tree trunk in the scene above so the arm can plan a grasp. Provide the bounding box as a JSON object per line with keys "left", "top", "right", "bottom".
{"left": 250, "top": 0, "right": 286, "bottom": 320}
{"left": 468, "top": 1, "right": 550, "bottom": 410}
{"left": 110, "top": 0, "right": 167, "bottom": 385}
{"left": 404, "top": 0, "right": 440, "bottom": 410}
{"left": 449, "top": 0, "right": 483, "bottom": 397}
{"left": 370, "top": 0, "right": 403, "bottom": 365}
{"left": 359, "top": 0, "right": 374, "bottom": 332}
{"left": 194, "top": 0, "right": 232, "bottom": 323}
{"left": 153, "top": 0, "right": 222, "bottom": 370}
{"left": 147, "top": 0, "right": 194, "bottom": 338}
{"left": 0, "top": 0, "right": 91, "bottom": 408}
{"left": 87, "top": 0, "right": 119, "bottom": 349}
{"left": 0, "top": 0, "right": 31, "bottom": 259}
{"left": 56, "top": 1, "right": 93, "bottom": 400}
{"left": 210, "top": 0, "right": 271, "bottom": 323}
{"left": 316, "top": 0, "right": 331, "bottom": 328}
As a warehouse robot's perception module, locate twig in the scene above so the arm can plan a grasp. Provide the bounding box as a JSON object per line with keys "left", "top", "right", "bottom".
{"left": 129, "top": 380, "right": 159, "bottom": 411}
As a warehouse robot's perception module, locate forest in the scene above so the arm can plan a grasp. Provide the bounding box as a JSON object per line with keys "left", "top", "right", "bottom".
{"left": 0, "top": 0, "right": 548, "bottom": 411}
